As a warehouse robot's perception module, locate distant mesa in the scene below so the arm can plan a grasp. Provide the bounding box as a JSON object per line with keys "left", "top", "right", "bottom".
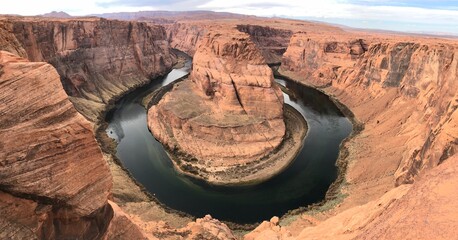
{"left": 40, "top": 11, "right": 72, "bottom": 18}
{"left": 93, "top": 10, "right": 253, "bottom": 21}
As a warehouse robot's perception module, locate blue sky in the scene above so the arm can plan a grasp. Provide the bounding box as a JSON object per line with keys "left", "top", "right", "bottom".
{"left": 1, "top": 0, "right": 458, "bottom": 35}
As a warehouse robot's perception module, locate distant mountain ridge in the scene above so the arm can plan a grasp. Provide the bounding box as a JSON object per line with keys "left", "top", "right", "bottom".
{"left": 41, "top": 11, "right": 72, "bottom": 18}
{"left": 91, "top": 10, "right": 254, "bottom": 21}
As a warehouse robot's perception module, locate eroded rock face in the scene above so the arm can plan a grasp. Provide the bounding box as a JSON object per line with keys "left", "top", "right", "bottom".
{"left": 148, "top": 31, "right": 286, "bottom": 184}
{"left": 0, "top": 51, "right": 115, "bottom": 238}
{"left": 274, "top": 33, "right": 458, "bottom": 239}
{"left": 1, "top": 18, "right": 175, "bottom": 121}
{"left": 281, "top": 33, "right": 369, "bottom": 87}
{"left": 236, "top": 24, "right": 293, "bottom": 64}
{"left": 281, "top": 33, "right": 457, "bottom": 187}
{"left": 254, "top": 155, "right": 458, "bottom": 240}
{"left": 166, "top": 22, "right": 293, "bottom": 64}
{"left": 166, "top": 22, "right": 207, "bottom": 56}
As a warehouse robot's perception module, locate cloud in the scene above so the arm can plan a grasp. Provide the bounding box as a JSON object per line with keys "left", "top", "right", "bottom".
{"left": 198, "top": 0, "right": 353, "bottom": 18}
{"left": 98, "top": 0, "right": 211, "bottom": 8}
{"left": 197, "top": 0, "right": 458, "bottom": 33}
{"left": 0, "top": 0, "right": 457, "bottom": 34}
{"left": 0, "top": 0, "right": 156, "bottom": 16}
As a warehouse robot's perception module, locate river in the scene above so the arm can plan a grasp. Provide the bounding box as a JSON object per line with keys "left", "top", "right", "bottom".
{"left": 105, "top": 58, "right": 352, "bottom": 224}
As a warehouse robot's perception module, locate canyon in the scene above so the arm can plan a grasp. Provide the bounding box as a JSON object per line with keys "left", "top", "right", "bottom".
{"left": 1, "top": 16, "right": 175, "bottom": 121}
{"left": 0, "top": 12, "right": 457, "bottom": 240}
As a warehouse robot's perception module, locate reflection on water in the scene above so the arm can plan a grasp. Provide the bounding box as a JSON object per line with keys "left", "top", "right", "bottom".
{"left": 105, "top": 60, "right": 352, "bottom": 224}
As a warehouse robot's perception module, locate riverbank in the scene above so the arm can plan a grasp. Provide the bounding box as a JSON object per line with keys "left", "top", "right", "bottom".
{"left": 93, "top": 65, "right": 196, "bottom": 230}
{"left": 272, "top": 69, "right": 361, "bottom": 219}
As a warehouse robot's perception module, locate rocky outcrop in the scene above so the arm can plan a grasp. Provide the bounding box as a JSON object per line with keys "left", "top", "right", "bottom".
{"left": 237, "top": 24, "right": 293, "bottom": 64}
{"left": 166, "top": 22, "right": 207, "bottom": 56}
{"left": 166, "top": 23, "right": 293, "bottom": 64}
{"left": 281, "top": 33, "right": 369, "bottom": 87}
{"left": 103, "top": 201, "right": 149, "bottom": 240}
{"left": 255, "top": 31, "right": 458, "bottom": 239}
{"left": 123, "top": 214, "right": 235, "bottom": 240}
{"left": 148, "top": 31, "right": 291, "bottom": 185}
{"left": 0, "top": 17, "right": 175, "bottom": 121}
{"left": 249, "top": 154, "right": 458, "bottom": 240}
{"left": 281, "top": 33, "right": 457, "bottom": 186}
{"left": 0, "top": 51, "right": 115, "bottom": 238}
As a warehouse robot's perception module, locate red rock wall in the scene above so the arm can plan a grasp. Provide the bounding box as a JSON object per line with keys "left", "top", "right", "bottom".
{"left": 0, "top": 51, "right": 114, "bottom": 239}
{"left": 1, "top": 18, "right": 175, "bottom": 121}
{"left": 280, "top": 32, "right": 458, "bottom": 187}
{"left": 165, "top": 22, "right": 207, "bottom": 56}
{"left": 166, "top": 22, "right": 293, "bottom": 64}
{"left": 236, "top": 24, "right": 293, "bottom": 64}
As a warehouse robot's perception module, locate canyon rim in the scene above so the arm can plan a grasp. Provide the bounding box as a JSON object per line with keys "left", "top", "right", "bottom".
{"left": 0, "top": 6, "right": 457, "bottom": 240}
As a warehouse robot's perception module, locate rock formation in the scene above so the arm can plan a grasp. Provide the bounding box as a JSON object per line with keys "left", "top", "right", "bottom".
{"left": 166, "top": 22, "right": 293, "bottom": 64}
{"left": 166, "top": 22, "right": 207, "bottom": 56}
{"left": 0, "top": 51, "right": 114, "bottom": 238}
{"left": 1, "top": 12, "right": 457, "bottom": 239}
{"left": 244, "top": 30, "right": 458, "bottom": 239}
{"left": 246, "top": 154, "right": 458, "bottom": 240}
{"left": 236, "top": 24, "right": 293, "bottom": 64}
{"left": 280, "top": 32, "right": 457, "bottom": 186}
{"left": 0, "top": 17, "right": 175, "bottom": 121}
{"left": 148, "top": 30, "right": 291, "bottom": 185}
{"left": 131, "top": 214, "right": 236, "bottom": 239}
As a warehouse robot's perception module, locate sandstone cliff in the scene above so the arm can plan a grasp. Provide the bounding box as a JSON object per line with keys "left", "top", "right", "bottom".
{"left": 280, "top": 32, "right": 457, "bottom": 186}
{"left": 236, "top": 24, "right": 293, "bottom": 64}
{"left": 246, "top": 154, "right": 458, "bottom": 240}
{"left": 0, "top": 51, "right": 114, "bottom": 239}
{"left": 166, "top": 22, "right": 293, "bottom": 64}
{"left": 243, "top": 31, "right": 458, "bottom": 239}
{"left": 166, "top": 22, "right": 207, "bottom": 56}
{"left": 148, "top": 31, "right": 289, "bottom": 184}
{"left": 0, "top": 17, "right": 175, "bottom": 121}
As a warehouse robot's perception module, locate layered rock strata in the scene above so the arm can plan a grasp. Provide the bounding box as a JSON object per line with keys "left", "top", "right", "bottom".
{"left": 236, "top": 24, "right": 293, "bottom": 64}
{"left": 148, "top": 31, "right": 300, "bottom": 185}
{"left": 166, "top": 22, "right": 293, "bottom": 64}
{"left": 245, "top": 154, "right": 458, "bottom": 240}
{"left": 0, "top": 17, "right": 175, "bottom": 121}
{"left": 280, "top": 32, "right": 457, "bottom": 187}
{"left": 245, "top": 32, "right": 458, "bottom": 239}
{"left": 166, "top": 22, "right": 207, "bottom": 56}
{"left": 0, "top": 51, "right": 115, "bottom": 239}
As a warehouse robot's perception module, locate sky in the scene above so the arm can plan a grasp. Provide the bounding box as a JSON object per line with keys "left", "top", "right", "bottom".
{"left": 1, "top": 0, "right": 458, "bottom": 35}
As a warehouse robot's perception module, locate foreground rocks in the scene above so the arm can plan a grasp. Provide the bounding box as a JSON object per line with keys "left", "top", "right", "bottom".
{"left": 0, "top": 50, "right": 235, "bottom": 240}
{"left": 148, "top": 30, "right": 294, "bottom": 185}
{"left": 0, "top": 51, "right": 114, "bottom": 238}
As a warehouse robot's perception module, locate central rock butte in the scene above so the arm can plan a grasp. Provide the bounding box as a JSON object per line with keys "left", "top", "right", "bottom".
{"left": 148, "top": 30, "right": 307, "bottom": 185}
